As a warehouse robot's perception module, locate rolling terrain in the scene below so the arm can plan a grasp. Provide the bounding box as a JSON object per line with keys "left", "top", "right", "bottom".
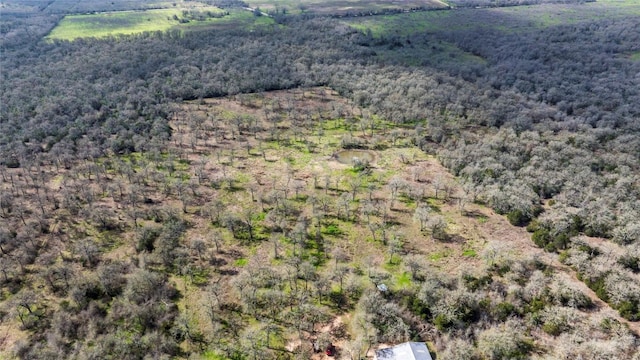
{"left": 1, "top": 0, "right": 639, "bottom": 358}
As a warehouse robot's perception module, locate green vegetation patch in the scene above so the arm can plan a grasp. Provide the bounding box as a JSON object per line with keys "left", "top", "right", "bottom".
{"left": 494, "top": 1, "right": 640, "bottom": 26}
{"left": 322, "top": 223, "right": 343, "bottom": 236}
{"left": 346, "top": 11, "right": 458, "bottom": 38}
{"left": 45, "top": 7, "right": 273, "bottom": 41}
{"left": 462, "top": 248, "right": 477, "bottom": 257}
{"left": 197, "top": 350, "right": 228, "bottom": 360}
{"left": 429, "top": 248, "right": 452, "bottom": 261}
{"left": 346, "top": 1, "right": 640, "bottom": 48}
{"left": 395, "top": 271, "right": 412, "bottom": 288}
{"left": 344, "top": 11, "right": 489, "bottom": 67}
{"left": 246, "top": 0, "right": 449, "bottom": 16}
{"left": 47, "top": 8, "right": 194, "bottom": 40}
{"left": 234, "top": 258, "right": 248, "bottom": 266}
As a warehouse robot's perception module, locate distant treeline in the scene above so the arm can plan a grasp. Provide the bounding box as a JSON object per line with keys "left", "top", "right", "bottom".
{"left": 448, "top": 0, "right": 595, "bottom": 8}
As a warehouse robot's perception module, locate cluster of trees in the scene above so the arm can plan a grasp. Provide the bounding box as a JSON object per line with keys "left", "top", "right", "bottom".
{"left": 6, "top": 85, "right": 638, "bottom": 358}
{"left": 2, "top": 0, "right": 640, "bottom": 357}
{"left": 0, "top": 158, "right": 187, "bottom": 358}
{"left": 0, "top": 15, "right": 377, "bottom": 167}
{"left": 563, "top": 238, "right": 640, "bottom": 321}
{"left": 0, "top": 86, "right": 413, "bottom": 357}
{"left": 11, "top": 0, "right": 183, "bottom": 14}
{"left": 330, "top": 7, "right": 640, "bottom": 319}
{"left": 205, "top": 0, "right": 249, "bottom": 9}
{"left": 448, "top": 0, "right": 594, "bottom": 8}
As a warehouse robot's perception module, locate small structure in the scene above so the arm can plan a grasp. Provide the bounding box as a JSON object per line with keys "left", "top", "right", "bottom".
{"left": 374, "top": 342, "right": 433, "bottom": 360}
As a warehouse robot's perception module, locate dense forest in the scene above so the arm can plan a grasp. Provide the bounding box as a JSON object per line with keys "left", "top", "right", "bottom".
{"left": 1, "top": 0, "right": 640, "bottom": 358}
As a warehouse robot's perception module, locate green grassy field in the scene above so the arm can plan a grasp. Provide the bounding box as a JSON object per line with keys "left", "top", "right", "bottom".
{"left": 345, "top": 0, "right": 640, "bottom": 38}
{"left": 47, "top": 8, "right": 189, "bottom": 40}
{"left": 246, "top": 0, "right": 449, "bottom": 15}
{"left": 493, "top": 0, "right": 640, "bottom": 26}
{"left": 46, "top": 7, "right": 274, "bottom": 41}
{"left": 347, "top": 11, "right": 458, "bottom": 38}
{"left": 345, "top": 11, "right": 487, "bottom": 66}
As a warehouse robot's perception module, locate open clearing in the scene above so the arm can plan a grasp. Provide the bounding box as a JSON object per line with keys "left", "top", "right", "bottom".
{"left": 245, "top": 0, "right": 449, "bottom": 15}
{"left": 345, "top": 0, "right": 640, "bottom": 37}
{"left": 167, "top": 88, "right": 638, "bottom": 356}
{"left": 47, "top": 8, "right": 196, "bottom": 40}
{"left": 1, "top": 87, "right": 637, "bottom": 358}
{"left": 46, "top": 6, "right": 274, "bottom": 41}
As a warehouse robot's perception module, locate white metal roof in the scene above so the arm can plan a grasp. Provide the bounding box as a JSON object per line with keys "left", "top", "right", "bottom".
{"left": 374, "top": 342, "right": 433, "bottom": 360}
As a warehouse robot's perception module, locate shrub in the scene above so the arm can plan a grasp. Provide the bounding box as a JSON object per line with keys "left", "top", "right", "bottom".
{"left": 5, "top": 156, "right": 20, "bottom": 168}
{"left": 352, "top": 158, "right": 370, "bottom": 172}
{"left": 542, "top": 321, "right": 564, "bottom": 336}
{"left": 551, "top": 233, "right": 570, "bottom": 251}
{"left": 439, "top": 339, "right": 480, "bottom": 360}
{"left": 525, "top": 220, "right": 540, "bottom": 233}
{"left": 616, "top": 300, "right": 640, "bottom": 321}
{"left": 323, "top": 223, "right": 342, "bottom": 236}
{"left": 554, "top": 286, "right": 593, "bottom": 310}
{"left": 507, "top": 210, "right": 530, "bottom": 227}
{"left": 136, "top": 225, "right": 162, "bottom": 253}
{"left": 402, "top": 294, "right": 431, "bottom": 319}
{"left": 532, "top": 227, "right": 570, "bottom": 253}
{"left": 540, "top": 306, "right": 575, "bottom": 336}
{"left": 493, "top": 302, "right": 518, "bottom": 321}
{"left": 524, "top": 296, "right": 548, "bottom": 315}
{"left": 617, "top": 255, "right": 640, "bottom": 273}
{"left": 477, "top": 322, "right": 533, "bottom": 360}
{"left": 434, "top": 313, "right": 453, "bottom": 332}
{"left": 462, "top": 274, "right": 493, "bottom": 292}
{"left": 558, "top": 250, "right": 570, "bottom": 263}
{"left": 582, "top": 274, "right": 610, "bottom": 303}
{"left": 532, "top": 228, "right": 551, "bottom": 248}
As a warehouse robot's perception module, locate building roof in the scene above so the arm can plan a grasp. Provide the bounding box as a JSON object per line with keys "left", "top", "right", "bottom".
{"left": 375, "top": 342, "right": 433, "bottom": 360}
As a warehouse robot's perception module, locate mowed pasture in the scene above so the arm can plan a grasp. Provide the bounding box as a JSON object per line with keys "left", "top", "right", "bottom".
{"left": 47, "top": 9, "right": 190, "bottom": 40}
{"left": 345, "top": 0, "right": 640, "bottom": 38}
{"left": 492, "top": 0, "right": 640, "bottom": 26}
{"left": 245, "top": 0, "right": 449, "bottom": 15}
{"left": 342, "top": 0, "right": 640, "bottom": 67}
{"left": 46, "top": 7, "right": 274, "bottom": 41}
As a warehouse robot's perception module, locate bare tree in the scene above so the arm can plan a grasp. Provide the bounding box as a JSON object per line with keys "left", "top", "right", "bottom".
{"left": 427, "top": 215, "right": 447, "bottom": 241}
{"left": 404, "top": 254, "right": 428, "bottom": 281}
{"left": 387, "top": 177, "right": 405, "bottom": 209}
{"left": 413, "top": 203, "right": 431, "bottom": 231}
